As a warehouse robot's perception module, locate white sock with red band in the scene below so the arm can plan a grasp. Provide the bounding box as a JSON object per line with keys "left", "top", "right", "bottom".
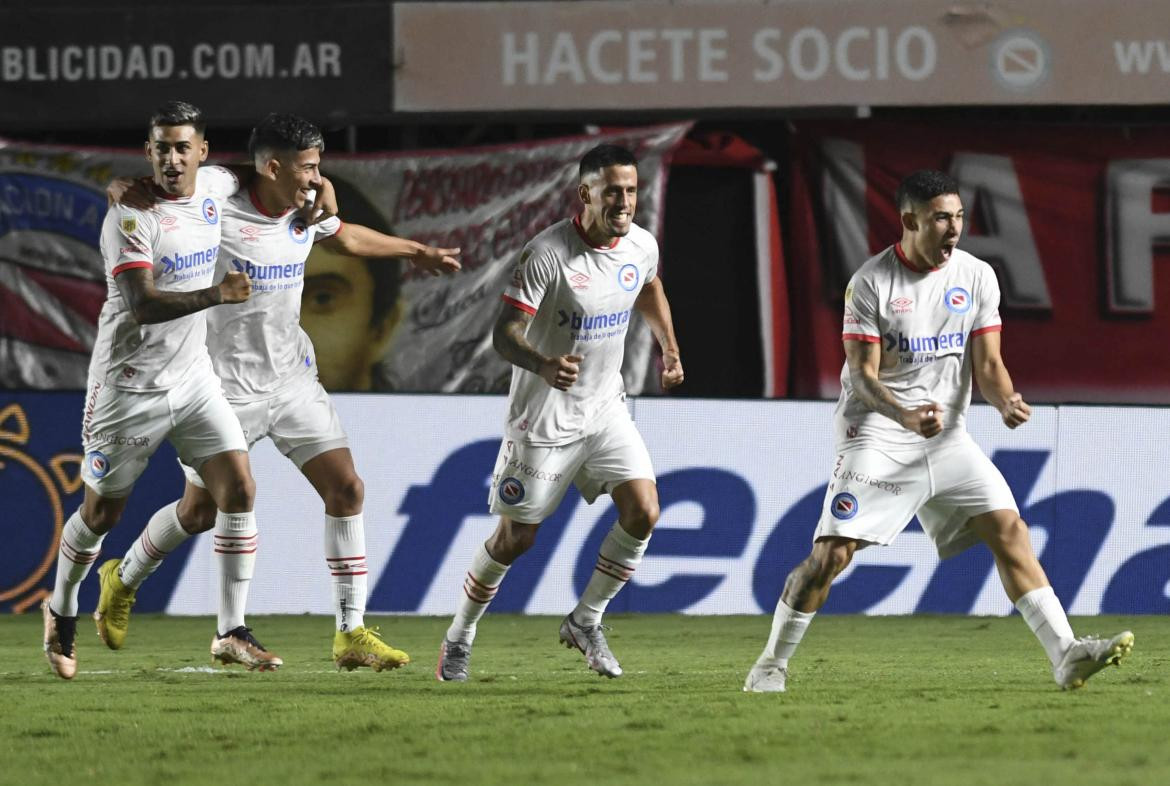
{"left": 119, "top": 501, "right": 189, "bottom": 589}
{"left": 573, "top": 522, "right": 649, "bottom": 628}
{"left": 214, "top": 510, "right": 256, "bottom": 635}
{"left": 324, "top": 513, "right": 367, "bottom": 632}
{"left": 50, "top": 509, "right": 105, "bottom": 617}
{"left": 445, "top": 542, "right": 509, "bottom": 645}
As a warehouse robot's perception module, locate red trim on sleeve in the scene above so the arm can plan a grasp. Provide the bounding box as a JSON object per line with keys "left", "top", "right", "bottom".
{"left": 112, "top": 261, "right": 153, "bottom": 276}
{"left": 502, "top": 294, "right": 537, "bottom": 315}
{"left": 971, "top": 325, "right": 1002, "bottom": 337}
{"left": 842, "top": 333, "right": 881, "bottom": 343}
{"left": 314, "top": 219, "right": 344, "bottom": 243}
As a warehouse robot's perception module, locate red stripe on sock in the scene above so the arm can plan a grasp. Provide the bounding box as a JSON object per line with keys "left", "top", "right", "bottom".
{"left": 331, "top": 570, "right": 368, "bottom": 576}
{"left": 214, "top": 547, "right": 258, "bottom": 555}
{"left": 593, "top": 566, "right": 629, "bottom": 583}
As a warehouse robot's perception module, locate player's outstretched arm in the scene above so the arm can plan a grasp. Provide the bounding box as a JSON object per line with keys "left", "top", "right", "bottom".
{"left": 492, "top": 303, "right": 581, "bottom": 390}
{"left": 318, "top": 224, "right": 461, "bottom": 275}
{"left": 971, "top": 330, "right": 1031, "bottom": 428}
{"left": 115, "top": 268, "right": 251, "bottom": 325}
{"left": 845, "top": 339, "right": 943, "bottom": 437}
{"left": 634, "top": 277, "right": 683, "bottom": 390}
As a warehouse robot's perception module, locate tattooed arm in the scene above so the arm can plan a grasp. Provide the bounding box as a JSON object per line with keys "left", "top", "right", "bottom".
{"left": 492, "top": 303, "right": 582, "bottom": 391}
{"left": 845, "top": 339, "right": 943, "bottom": 438}
{"left": 116, "top": 268, "right": 251, "bottom": 325}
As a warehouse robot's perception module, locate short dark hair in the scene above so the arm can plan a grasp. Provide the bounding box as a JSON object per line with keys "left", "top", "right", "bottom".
{"left": 248, "top": 113, "right": 325, "bottom": 162}
{"left": 579, "top": 144, "right": 638, "bottom": 181}
{"left": 148, "top": 100, "right": 206, "bottom": 137}
{"left": 895, "top": 170, "right": 960, "bottom": 212}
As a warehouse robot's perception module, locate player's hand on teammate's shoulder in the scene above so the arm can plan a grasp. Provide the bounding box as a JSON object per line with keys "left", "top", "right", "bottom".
{"left": 903, "top": 401, "right": 944, "bottom": 438}
{"left": 218, "top": 271, "right": 252, "bottom": 304}
{"left": 108, "top": 176, "right": 156, "bottom": 210}
{"left": 413, "top": 245, "right": 463, "bottom": 276}
{"left": 540, "top": 354, "right": 583, "bottom": 391}
{"left": 999, "top": 392, "right": 1031, "bottom": 429}
{"left": 660, "top": 350, "right": 684, "bottom": 390}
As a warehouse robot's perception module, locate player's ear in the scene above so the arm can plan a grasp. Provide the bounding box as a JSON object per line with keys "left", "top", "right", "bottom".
{"left": 262, "top": 155, "right": 280, "bottom": 181}
{"left": 900, "top": 209, "right": 918, "bottom": 233}
{"left": 143, "top": 140, "right": 152, "bottom": 163}
{"left": 198, "top": 140, "right": 209, "bottom": 163}
{"left": 578, "top": 181, "right": 592, "bottom": 207}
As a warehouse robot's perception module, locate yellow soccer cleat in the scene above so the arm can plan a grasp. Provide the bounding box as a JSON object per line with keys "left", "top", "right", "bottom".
{"left": 93, "top": 558, "right": 136, "bottom": 650}
{"left": 333, "top": 626, "right": 410, "bottom": 672}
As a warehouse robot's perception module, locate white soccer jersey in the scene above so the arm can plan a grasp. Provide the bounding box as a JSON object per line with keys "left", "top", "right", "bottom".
{"left": 837, "top": 244, "right": 1003, "bottom": 446}
{"left": 208, "top": 189, "right": 342, "bottom": 401}
{"left": 90, "top": 166, "right": 238, "bottom": 391}
{"left": 501, "top": 217, "right": 658, "bottom": 446}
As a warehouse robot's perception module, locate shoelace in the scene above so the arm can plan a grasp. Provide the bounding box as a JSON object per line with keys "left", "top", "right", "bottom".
{"left": 229, "top": 626, "right": 268, "bottom": 652}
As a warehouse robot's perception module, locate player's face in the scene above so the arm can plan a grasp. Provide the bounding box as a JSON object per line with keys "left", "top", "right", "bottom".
{"left": 145, "top": 124, "right": 207, "bottom": 197}
{"left": 274, "top": 147, "right": 323, "bottom": 210}
{"left": 301, "top": 246, "right": 398, "bottom": 391}
{"left": 911, "top": 193, "right": 963, "bottom": 267}
{"left": 581, "top": 164, "right": 638, "bottom": 239}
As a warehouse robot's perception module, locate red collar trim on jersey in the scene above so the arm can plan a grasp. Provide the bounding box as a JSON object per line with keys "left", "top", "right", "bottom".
{"left": 150, "top": 183, "right": 186, "bottom": 201}
{"left": 894, "top": 242, "right": 941, "bottom": 273}
{"left": 248, "top": 184, "right": 293, "bottom": 218}
{"left": 573, "top": 215, "right": 620, "bottom": 250}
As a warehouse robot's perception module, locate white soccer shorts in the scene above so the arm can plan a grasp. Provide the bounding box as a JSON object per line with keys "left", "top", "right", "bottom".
{"left": 81, "top": 359, "right": 247, "bottom": 498}
{"left": 183, "top": 374, "right": 347, "bottom": 488}
{"left": 488, "top": 409, "right": 655, "bottom": 523}
{"left": 813, "top": 432, "right": 1019, "bottom": 559}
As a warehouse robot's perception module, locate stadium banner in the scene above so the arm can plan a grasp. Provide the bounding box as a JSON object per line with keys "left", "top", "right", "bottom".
{"left": 0, "top": 122, "right": 689, "bottom": 392}
{"left": 5, "top": 393, "right": 1168, "bottom": 616}
{"left": 394, "top": 0, "right": 1170, "bottom": 112}
{"left": 0, "top": 4, "right": 392, "bottom": 129}
{"left": 784, "top": 120, "right": 1170, "bottom": 404}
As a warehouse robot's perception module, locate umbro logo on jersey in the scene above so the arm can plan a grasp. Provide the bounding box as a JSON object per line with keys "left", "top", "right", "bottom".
{"left": 202, "top": 198, "right": 219, "bottom": 225}
{"left": 160, "top": 215, "right": 179, "bottom": 232}
{"left": 890, "top": 296, "right": 914, "bottom": 314}
{"left": 570, "top": 272, "right": 591, "bottom": 290}
{"left": 239, "top": 225, "right": 262, "bottom": 243}
{"left": 944, "top": 287, "right": 971, "bottom": 314}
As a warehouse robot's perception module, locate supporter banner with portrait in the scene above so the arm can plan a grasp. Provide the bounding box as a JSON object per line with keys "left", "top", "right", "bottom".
{"left": 784, "top": 120, "right": 1170, "bottom": 404}
{"left": 0, "top": 123, "right": 689, "bottom": 392}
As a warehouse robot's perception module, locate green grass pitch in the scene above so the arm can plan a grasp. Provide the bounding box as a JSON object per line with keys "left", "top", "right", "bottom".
{"left": 1, "top": 613, "right": 1165, "bottom": 786}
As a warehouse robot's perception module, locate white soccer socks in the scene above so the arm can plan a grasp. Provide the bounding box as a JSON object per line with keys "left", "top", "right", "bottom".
{"left": 445, "top": 542, "right": 510, "bottom": 645}
{"left": 324, "top": 514, "right": 368, "bottom": 632}
{"left": 213, "top": 510, "right": 257, "bottom": 634}
{"left": 50, "top": 509, "right": 105, "bottom": 617}
{"left": 1015, "top": 585, "right": 1076, "bottom": 667}
{"left": 757, "top": 598, "right": 815, "bottom": 667}
{"left": 118, "top": 501, "right": 191, "bottom": 589}
{"left": 572, "top": 522, "right": 650, "bottom": 628}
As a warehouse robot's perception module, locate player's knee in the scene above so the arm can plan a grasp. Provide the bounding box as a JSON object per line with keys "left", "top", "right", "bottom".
{"left": 992, "top": 514, "right": 1030, "bottom": 549}
{"left": 621, "top": 500, "right": 659, "bottom": 537}
{"left": 217, "top": 473, "right": 256, "bottom": 511}
{"left": 324, "top": 474, "right": 364, "bottom": 514}
{"left": 81, "top": 502, "right": 120, "bottom": 535}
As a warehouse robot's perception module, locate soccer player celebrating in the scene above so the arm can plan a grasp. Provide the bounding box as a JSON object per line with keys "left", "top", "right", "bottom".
{"left": 43, "top": 100, "right": 257, "bottom": 679}
{"left": 94, "top": 113, "right": 460, "bottom": 672}
{"left": 744, "top": 170, "right": 1134, "bottom": 694}
{"left": 436, "top": 143, "right": 684, "bottom": 682}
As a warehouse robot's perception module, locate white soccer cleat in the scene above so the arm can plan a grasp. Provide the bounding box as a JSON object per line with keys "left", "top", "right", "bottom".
{"left": 210, "top": 626, "right": 283, "bottom": 671}
{"left": 559, "top": 615, "right": 622, "bottom": 678}
{"left": 1053, "top": 631, "right": 1134, "bottom": 690}
{"left": 743, "top": 663, "right": 788, "bottom": 693}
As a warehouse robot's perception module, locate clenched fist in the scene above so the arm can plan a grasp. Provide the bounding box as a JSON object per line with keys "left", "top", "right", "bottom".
{"left": 218, "top": 271, "right": 252, "bottom": 304}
